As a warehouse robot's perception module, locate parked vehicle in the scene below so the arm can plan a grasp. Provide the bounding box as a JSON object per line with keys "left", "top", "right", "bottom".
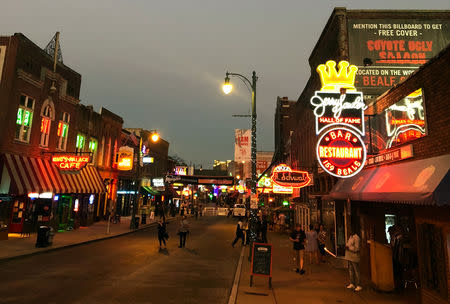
{"left": 232, "top": 204, "right": 246, "bottom": 217}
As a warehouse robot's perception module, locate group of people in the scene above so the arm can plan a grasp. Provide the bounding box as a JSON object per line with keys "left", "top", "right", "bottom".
{"left": 289, "top": 223, "right": 362, "bottom": 292}
{"left": 157, "top": 215, "right": 191, "bottom": 250}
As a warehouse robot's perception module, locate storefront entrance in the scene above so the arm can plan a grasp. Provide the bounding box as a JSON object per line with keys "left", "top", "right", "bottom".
{"left": 57, "top": 195, "right": 73, "bottom": 231}
{"left": 9, "top": 199, "right": 26, "bottom": 233}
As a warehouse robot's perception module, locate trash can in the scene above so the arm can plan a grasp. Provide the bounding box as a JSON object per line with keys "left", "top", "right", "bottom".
{"left": 48, "top": 227, "right": 55, "bottom": 245}
{"left": 141, "top": 214, "right": 147, "bottom": 225}
{"left": 36, "top": 226, "right": 51, "bottom": 248}
{"left": 134, "top": 217, "right": 140, "bottom": 229}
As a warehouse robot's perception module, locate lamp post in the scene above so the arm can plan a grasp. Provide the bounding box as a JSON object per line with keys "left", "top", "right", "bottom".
{"left": 222, "top": 71, "right": 259, "bottom": 247}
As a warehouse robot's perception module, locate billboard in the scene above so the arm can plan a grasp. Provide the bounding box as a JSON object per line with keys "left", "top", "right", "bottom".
{"left": 234, "top": 129, "right": 251, "bottom": 162}
{"left": 348, "top": 19, "right": 450, "bottom": 100}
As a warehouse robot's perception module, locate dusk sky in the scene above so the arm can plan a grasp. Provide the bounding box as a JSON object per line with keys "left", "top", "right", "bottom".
{"left": 2, "top": 1, "right": 449, "bottom": 167}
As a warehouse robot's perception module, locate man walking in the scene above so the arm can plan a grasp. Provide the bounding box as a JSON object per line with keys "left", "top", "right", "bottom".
{"left": 178, "top": 216, "right": 189, "bottom": 248}
{"left": 345, "top": 228, "right": 362, "bottom": 291}
{"left": 232, "top": 218, "right": 245, "bottom": 247}
{"left": 289, "top": 224, "right": 306, "bottom": 274}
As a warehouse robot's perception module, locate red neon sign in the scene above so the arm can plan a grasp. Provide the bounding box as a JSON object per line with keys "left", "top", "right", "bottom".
{"left": 270, "top": 164, "right": 311, "bottom": 188}
{"left": 316, "top": 127, "right": 366, "bottom": 178}
{"left": 52, "top": 155, "right": 90, "bottom": 170}
{"left": 41, "top": 118, "right": 50, "bottom": 134}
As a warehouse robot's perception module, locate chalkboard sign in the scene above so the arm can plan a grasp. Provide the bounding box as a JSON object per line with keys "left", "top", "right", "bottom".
{"left": 251, "top": 243, "right": 272, "bottom": 277}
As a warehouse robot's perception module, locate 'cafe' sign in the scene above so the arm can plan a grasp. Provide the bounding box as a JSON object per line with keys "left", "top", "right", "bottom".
{"left": 52, "top": 155, "right": 90, "bottom": 170}
{"left": 311, "top": 60, "right": 368, "bottom": 178}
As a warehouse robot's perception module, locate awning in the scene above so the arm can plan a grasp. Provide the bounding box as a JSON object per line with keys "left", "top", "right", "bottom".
{"left": 329, "top": 154, "right": 450, "bottom": 206}
{"left": 3, "top": 154, "right": 105, "bottom": 195}
{"left": 60, "top": 165, "right": 106, "bottom": 194}
{"left": 141, "top": 186, "right": 160, "bottom": 195}
{"left": 4, "top": 153, "right": 69, "bottom": 195}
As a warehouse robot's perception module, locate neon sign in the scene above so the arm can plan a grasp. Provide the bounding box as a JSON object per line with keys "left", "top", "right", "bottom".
{"left": 311, "top": 61, "right": 367, "bottom": 135}
{"left": 270, "top": 164, "right": 311, "bottom": 188}
{"left": 385, "top": 88, "right": 426, "bottom": 148}
{"left": 117, "top": 146, "right": 134, "bottom": 171}
{"left": 52, "top": 155, "right": 90, "bottom": 170}
{"left": 316, "top": 127, "right": 366, "bottom": 178}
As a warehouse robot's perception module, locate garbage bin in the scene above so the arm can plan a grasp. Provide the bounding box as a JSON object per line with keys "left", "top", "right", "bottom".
{"left": 36, "top": 226, "right": 51, "bottom": 248}
{"left": 134, "top": 217, "right": 140, "bottom": 229}
{"left": 141, "top": 214, "right": 147, "bottom": 225}
{"left": 48, "top": 227, "right": 55, "bottom": 245}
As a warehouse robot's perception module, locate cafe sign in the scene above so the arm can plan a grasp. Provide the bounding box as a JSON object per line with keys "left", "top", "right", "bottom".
{"left": 270, "top": 164, "right": 311, "bottom": 189}
{"left": 52, "top": 155, "right": 90, "bottom": 170}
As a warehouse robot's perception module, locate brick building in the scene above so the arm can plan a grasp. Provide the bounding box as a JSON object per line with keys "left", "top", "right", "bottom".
{"left": 0, "top": 33, "right": 109, "bottom": 233}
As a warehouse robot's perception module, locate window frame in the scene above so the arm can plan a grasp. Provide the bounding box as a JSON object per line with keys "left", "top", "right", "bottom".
{"left": 56, "top": 112, "right": 70, "bottom": 151}
{"left": 15, "top": 95, "right": 35, "bottom": 143}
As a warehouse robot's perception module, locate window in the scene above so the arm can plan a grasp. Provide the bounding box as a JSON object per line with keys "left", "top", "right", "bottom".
{"left": 76, "top": 134, "right": 85, "bottom": 153}
{"left": 57, "top": 112, "right": 70, "bottom": 151}
{"left": 98, "top": 137, "right": 105, "bottom": 166}
{"left": 89, "top": 138, "right": 98, "bottom": 164}
{"left": 40, "top": 105, "right": 52, "bottom": 147}
{"left": 15, "top": 95, "right": 35, "bottom": 142}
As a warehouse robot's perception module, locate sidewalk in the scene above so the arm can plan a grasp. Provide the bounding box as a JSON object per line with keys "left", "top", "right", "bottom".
{"left": 235, "top": 231, "right": 419, "bottom": 304}
{"left": 0, "top": 215, "right": 180, "bottom": 261}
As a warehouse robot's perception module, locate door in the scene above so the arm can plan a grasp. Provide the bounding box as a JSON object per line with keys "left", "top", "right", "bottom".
{"left": 9, "top": 199, "right": 26, "bottom": 233}
{"left": 57, "top": 195, "right": 73, "bottom": 231}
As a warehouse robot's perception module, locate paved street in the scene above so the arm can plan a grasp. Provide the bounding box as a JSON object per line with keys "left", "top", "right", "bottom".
{"left": 0, "top": 216, "right": 241, "bottom": 304}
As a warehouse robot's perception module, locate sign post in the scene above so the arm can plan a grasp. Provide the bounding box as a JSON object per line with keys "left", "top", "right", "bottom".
{"left": 250, "top": 243, "right": 272, "bottom": 288}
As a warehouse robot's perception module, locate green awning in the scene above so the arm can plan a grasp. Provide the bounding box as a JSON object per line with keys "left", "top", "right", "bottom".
{"left": 141, "top": 186, "right": 160, "bottom": 195}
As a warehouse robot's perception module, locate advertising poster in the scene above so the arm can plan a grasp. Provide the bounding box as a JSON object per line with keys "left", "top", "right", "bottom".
{"left": 348, "top": 19, "right": 450, "bottom": 100}
{"left": 234, "top": 129, "right": 251, "bottom": 163}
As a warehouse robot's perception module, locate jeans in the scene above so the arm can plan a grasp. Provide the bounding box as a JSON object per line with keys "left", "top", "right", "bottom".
{"left": 158, "top": 234, "right": 166, "bottom": 247}
{"left": 348, "top": 261, "right": 360, "bottom": 286}
{"left": 232, "top": 233, "right": 245, "bottom": 246}
{"left": 179, "top": 232, "right": 187, "bottom": 247}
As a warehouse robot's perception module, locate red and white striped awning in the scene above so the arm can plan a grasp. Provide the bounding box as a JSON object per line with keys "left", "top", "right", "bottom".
{"left": 4, "top": 153, "right": 69, "bottom": 195}
{"left": 3, "top": 154, "right": 105, "bottom": 195}
{"left": 60, "top": 165, "right": 106, "bottom": 194}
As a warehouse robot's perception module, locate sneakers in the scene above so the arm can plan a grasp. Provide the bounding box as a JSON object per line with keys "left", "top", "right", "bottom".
{"left": 346, "top": 284, "right": 355, "bottom": 289}
{"left": 354, "top": 286, "right": 363, "bottom": 292}
{"left": 295, "top": 268, "right": 300, "bottom": 273}
{"left": 299, "top": 269, "right": 305, "bottom": 275}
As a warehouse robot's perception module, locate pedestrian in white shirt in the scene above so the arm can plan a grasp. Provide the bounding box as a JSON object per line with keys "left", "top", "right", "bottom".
{"left": 345, "top": 228, "right": 362, "bottom": 292}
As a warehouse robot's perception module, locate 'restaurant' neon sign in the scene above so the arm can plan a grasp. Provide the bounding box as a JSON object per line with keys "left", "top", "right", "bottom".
{"left": 52, "top": 155, "right": 90, "bottom": 170}
{"left": 311, "top": 60, "right": 368, "bottom": 178}
{"left": 270, "top": 164, "right": 311, "bottom": 188}
{"left": 316, "top": 128, "right": 366, "bottom": 178}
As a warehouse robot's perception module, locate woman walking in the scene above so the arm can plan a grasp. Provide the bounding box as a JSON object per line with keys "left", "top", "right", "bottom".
{"left": 305, "top": 224, "right": 319, "bottom": 264}
{"left": 318, "top": 224, "right": 327, "bottom": 262}
{"left": 157, "top": 219, "right": 168, "bottom": 249}
{"left": 178, "top": 216, "right": 189, "bottom": 248}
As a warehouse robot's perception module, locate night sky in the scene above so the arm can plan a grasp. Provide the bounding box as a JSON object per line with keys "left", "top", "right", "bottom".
{"left": 1, "top": 0, "right": 448, "bottom": 167}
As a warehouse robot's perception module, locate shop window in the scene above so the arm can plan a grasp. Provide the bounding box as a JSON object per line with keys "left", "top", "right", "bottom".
{"left": 417, "top": 223, "right": 447, "bottom": 298}
{"left": 15, "top": 95, "right": 35, "bottom": 142}
{"left": 89, "top": 138, "right": 98, "bottom": 164}
{"left": 76, "top": 134, "right": 85, "bottom": 153}
{"left": 40, "top": 105, "right": 53, "bottom": 147}
{"left": 57, "top": 112, "right": 70, "bottom": 151}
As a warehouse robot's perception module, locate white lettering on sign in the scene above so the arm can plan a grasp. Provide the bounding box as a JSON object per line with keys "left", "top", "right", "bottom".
{"left": 310, "top": 94, "right": 367, "bottom": 120}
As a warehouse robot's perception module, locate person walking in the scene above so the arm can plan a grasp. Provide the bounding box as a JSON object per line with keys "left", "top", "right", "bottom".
{"left": 289, "top": 224, "right": 306, "bottom": 274}
{"left": 345, "top": 228, "right": 362, "bottom": 291}
{"left": 231, "top": 218, "right": 245, "bottom": 247}
{"left": 318, "top": 224, "right": 327, "bottom": 262}
{"left": 157, "top": 219, "right": 168, "bottom": 249}
{"left": 178, "top": 216, "right": 189, "bottom": 248}
{"left": 305, "top": 224, "right": 319, "bottom": 264}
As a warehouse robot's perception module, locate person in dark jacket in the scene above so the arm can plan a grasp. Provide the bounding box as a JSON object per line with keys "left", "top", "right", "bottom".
{"left": 178, "top": 216, "right": 189, "bottom": 248}
{"left": 231, "top": 218, "right": 245, "bottom": 247}
{"left": 157, "top": 219, "right": 167, "bottom": 249}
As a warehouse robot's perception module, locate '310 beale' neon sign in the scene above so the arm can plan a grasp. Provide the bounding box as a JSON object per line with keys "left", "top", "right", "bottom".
{"left": 311, "top": 60, "right": 367, "bottom": 178}
{"left": 52, "top": 155, "right": 90, "bottom": 170}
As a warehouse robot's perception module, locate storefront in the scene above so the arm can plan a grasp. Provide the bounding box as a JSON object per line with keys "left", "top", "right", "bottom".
{"left": 0, "top": 153, "right": 105, "bottom": 233}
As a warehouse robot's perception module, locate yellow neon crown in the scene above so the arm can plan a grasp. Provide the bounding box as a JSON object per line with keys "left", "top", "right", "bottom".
{"left": 316, "top": 60, "right": 358, "bottom": 92}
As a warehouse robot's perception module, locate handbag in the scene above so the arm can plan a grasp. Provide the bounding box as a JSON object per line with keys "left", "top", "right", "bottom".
{"left": 164, "top": 232, "right": 169, "bottom": 239}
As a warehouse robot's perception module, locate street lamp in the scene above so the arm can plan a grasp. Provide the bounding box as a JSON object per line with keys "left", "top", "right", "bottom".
{"left": 222, "top": 70, "right": 259, "bottom": 249}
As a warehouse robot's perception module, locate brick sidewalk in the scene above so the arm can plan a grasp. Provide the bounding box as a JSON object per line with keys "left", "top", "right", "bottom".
{"left": 0, "top": 215, "right": 181, "bottom": 261}
{"left": 235, "top": 231, "right": 419, "bottom": 304}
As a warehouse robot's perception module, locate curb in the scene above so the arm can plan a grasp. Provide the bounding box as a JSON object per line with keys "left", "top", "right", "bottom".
{"left": 0, "top": 216, "right": 181, "bottom": 263}
{"left": 228, "top": 246, "right": 245, "bottom": 304}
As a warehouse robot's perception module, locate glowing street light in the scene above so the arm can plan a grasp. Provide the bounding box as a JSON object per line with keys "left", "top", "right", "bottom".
{"left": 222, "top": 75, "right": 232, "bottom": 94}
{"left": 151, "top": 132, "right": 160, "bottom": 143}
